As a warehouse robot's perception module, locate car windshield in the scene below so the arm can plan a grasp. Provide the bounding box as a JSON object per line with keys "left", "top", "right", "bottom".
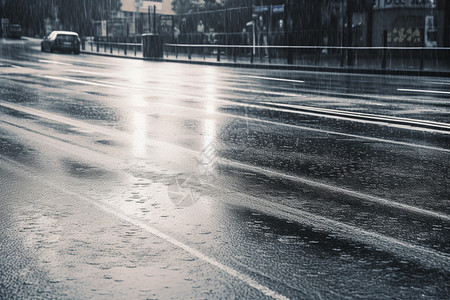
{"left": 47, "top": 32, "right": 57, "bottom": 39}
{"left": 56, "top": 34, "right": 77, "bottom": 41}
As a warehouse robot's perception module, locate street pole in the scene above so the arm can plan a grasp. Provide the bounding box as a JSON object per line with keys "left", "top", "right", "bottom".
{"left": 341, "top": 0, "right": 345, "bottom": 67}
{"left": 135, "top": 6, "right": 139, "bottom": 36}
{"left": 147, "top": 5, "right": 152, "bottom": 33}
{"left": 444, "top": 0, "right": 450, "bottom": 47}
{"left": 286, "top": 0, "right": 293, "bottom": 64}
{"left": 154, "top": 5, "right": 157, "bottom": 34}
{"left": 367, "top": 0, "right": 373, "bottom": 47}
{"left": 347, "top": 0, "right": 354, "bottom": 67}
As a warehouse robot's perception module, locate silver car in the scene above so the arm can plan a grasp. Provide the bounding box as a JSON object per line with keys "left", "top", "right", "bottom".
{"left": 41, "top": 31, "right": 81, "bottom": 54}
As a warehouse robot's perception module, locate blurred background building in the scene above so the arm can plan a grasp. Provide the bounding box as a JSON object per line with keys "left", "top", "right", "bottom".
{"left": 372, "top": 0, "right": 444, "bottom": 47}
{"left": 96, "top": 0, "right": 175, "bottom": 38}
{"left": 0, "top": 0, "right": 449, "bottom": 47}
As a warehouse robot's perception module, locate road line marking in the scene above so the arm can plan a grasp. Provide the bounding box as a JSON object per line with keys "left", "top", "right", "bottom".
{"left": 94, "top": 202, "right": 290, "bottom": 300}
{"left": 0, "top": 157, "right": 289, "bottom": 300}
{"left": 67, "top": 69, "right": 109, "bottom": 76}
{"left": 44, "top": 75, "right": 145, "bottom": 90}
{"left": 261, "top": 102, "right": 450, "bottom": 132}
{"left": 0, "top": 101, "right": 118, "bottom": 137}
{"left": 425, "top": 81, "right": 450, "bottom": 86}
{"left": 3, "top": 152, "right": 450, "bottom": 273}
{"left": 241, "top": 115, "right": 450, "bottom": 151}
{"left": 223, "top": 85, "right": 303, "bottom": 97}
{"left": 202, "top": 98, "right": 450, "bottom": 135}
{"left": 94, "top": 80, "right": 143, "bottom": 89}
{"left": 1, "top": 101, "right": 448, "bottom": 223}
{"left": 252, "top": 102, "right": 450, "bottom": 134}
{"left": 1, "top": 99, "right": 449, "bottom": 155}
{"left": 218, "top": 158, "right": 450, "bottom": 223}
{"left": 398, "top": 88, "right": 450, "bottom": 95}
{"left": 245, "top": 75, "right": 305, "bottom": 84}
{"left": 208, "top": 183, "right": 450, "bottom": 271}
{"left": 45, "top": 74, "right": 300, "bottom": 97}
{"left": 3, "top": 121, "right": 450, "bottom": 271}
{"left": 44, "top": 75, "right": 117, "bottom": 88}
{"left": 39, "top": 59, "right": 73, "bottom": 66}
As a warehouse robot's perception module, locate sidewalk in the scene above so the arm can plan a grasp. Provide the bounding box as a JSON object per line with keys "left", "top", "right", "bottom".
{"left": 81, "top": 47, "right": 450, "bottom": 78}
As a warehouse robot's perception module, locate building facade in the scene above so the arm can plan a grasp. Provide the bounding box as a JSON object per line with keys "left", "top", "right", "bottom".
{"left": 96, "top": 0, "right": 175, "bottom": 37}
{"left": 95, "top": 0, "right": 450, "bottom": 47}
{"left": 248, "top": 0, "right": 448, "bottom": 47}
{"left": 121, "top": 0, "right": 175, "bottom": 15}
{"left": 372, "top": 0, "right": 444, "bottom": 47}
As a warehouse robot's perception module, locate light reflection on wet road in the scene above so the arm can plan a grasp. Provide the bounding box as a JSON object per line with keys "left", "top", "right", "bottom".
{"left": 1, "top": 38, "right": 449, "bottom": 299}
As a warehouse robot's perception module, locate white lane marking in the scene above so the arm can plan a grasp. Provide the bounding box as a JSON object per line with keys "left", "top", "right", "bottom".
{"left": 224, "top": 86, "right": 303, "bottom": 97}
{"left": 219, "top": 158, "right": 450, "bottom": 223}
{"left": 46, "top": 74, "right": 145, "bottom": 90}
{"left": 0, "top": 63, "right": 22, "bottom": 68}
{"left": 227, "top": 76, "right": 449, "bottom": 105}
{"left": 38, "top": 55, "right": 121, "bottom": 66}
{"left": 95, "top": 80, "right": 143, "bottom": 89}
{"left": 245, "top": 75, "right": 305, "bottom": 84}
{"left": 1, "top": 97, "right": 449, "bottom": 156}
{"left": 261, "top": 102, "right": 450, "bottom": 131}
{"left": 210, "top": 182, "right": 450, "bottom": 271}
{"left": 425, "top": 81, "right": 450, "bottom": 86}
{"left": 44, "top": 75, "right": 302, "bottom": 98}
{"left": 67, "top": 69, "right": 109, "bottom": 76}
{"left": 0, "top": 101, "right": 115, "bottom": 136}
{"left": 1, "top": 100, "right": 449, "bottom": 223}
{"left": 236, "top": 112, "right": 450, "bottom": 152}
{"left": 0, "top": 58, "right": 41, "bottom": 68}
{"left": 93, "top": 202, "right": 290, "bottom": 300}
{"left": 39, "top": 59, "right": 73, "bottom": 66}
{"left": 44, "top": 75, "right": 118, "bottom": 88}
{"left": 250, "top": 102, "right": 450, "bottom": 135}
{"left": 398, "top": 88, "right": 450, "bottom": 95}
{"left": 67, "top": 70, "right": 140, "bottom": 87}
{"left": 0, "top": 156, "right": 289, "bottom": 300}
{"left": 2, "top": 128, "right": 449, "bottom": 273}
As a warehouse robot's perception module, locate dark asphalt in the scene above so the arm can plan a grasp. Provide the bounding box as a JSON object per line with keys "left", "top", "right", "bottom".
{"left": 1, "top": 37, "right": 449, "bottom": 299}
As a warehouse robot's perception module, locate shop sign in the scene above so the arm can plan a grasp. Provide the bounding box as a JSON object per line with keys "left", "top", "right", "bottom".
{"left": 253, "top": 5, "right": 284, "bottom": 14}
{"left": 272, "top": 5, "right": 285, "bottom": 14}
{"left": 101, "top": 20, "right": 107, "bottom": 36}
{"left": 160, "top": 15, "right": 173, "bottom": 35}
{"left": 373, "top": 0, "right": 436, "bottom": 9}
{"left": 387, "top": 27, "right": 422, "bottom": 46}
{"left": 424, "top": 15, "right": 437, "bottom": 47}
{"left": 253, "top": 6, "right": 269, "bottom": 13}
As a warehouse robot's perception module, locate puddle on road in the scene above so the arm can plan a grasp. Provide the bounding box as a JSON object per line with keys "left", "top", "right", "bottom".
{"left": 221, "top": 206, "right": 450, "bottom": 299}
{"left": 61, "top": 159, "right": 114, "bottom": 180}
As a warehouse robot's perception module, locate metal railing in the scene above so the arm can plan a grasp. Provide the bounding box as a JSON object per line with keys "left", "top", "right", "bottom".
{"left": 82, "top": 39, "right": 449, "bottom": 72}
{"left": 85, "top": 41, "right": 142, "bottom": 57}
{"left": 164, "top": 44, "right": 450, "bottom": 72}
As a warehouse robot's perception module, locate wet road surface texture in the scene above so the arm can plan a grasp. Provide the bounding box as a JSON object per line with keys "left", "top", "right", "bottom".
{"left": 1, "top": 38, "right": 449, "bottom": 299}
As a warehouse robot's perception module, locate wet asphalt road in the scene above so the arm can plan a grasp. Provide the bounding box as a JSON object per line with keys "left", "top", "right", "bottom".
{"left": 1, "top": 38, "right": 449, "bottom": 299}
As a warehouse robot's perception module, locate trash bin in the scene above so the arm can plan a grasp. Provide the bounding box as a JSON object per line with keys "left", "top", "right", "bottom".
{"left": 142, "top": 33, "right": 163, "bottom": 59}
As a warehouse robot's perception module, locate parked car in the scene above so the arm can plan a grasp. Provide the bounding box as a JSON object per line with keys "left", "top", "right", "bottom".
{"left": 41, "top": 31, "right": 81, "bottom": 54}
{"left": 8, "top": 24, "right": 21, "bottom": 39}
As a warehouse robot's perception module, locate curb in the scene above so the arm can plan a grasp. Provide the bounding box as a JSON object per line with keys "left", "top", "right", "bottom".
{"left": 81, "top": 50, "right": 143, "bottom": 60}
{"left": 81, "top": 50, "right": 450, "bottom": 78}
